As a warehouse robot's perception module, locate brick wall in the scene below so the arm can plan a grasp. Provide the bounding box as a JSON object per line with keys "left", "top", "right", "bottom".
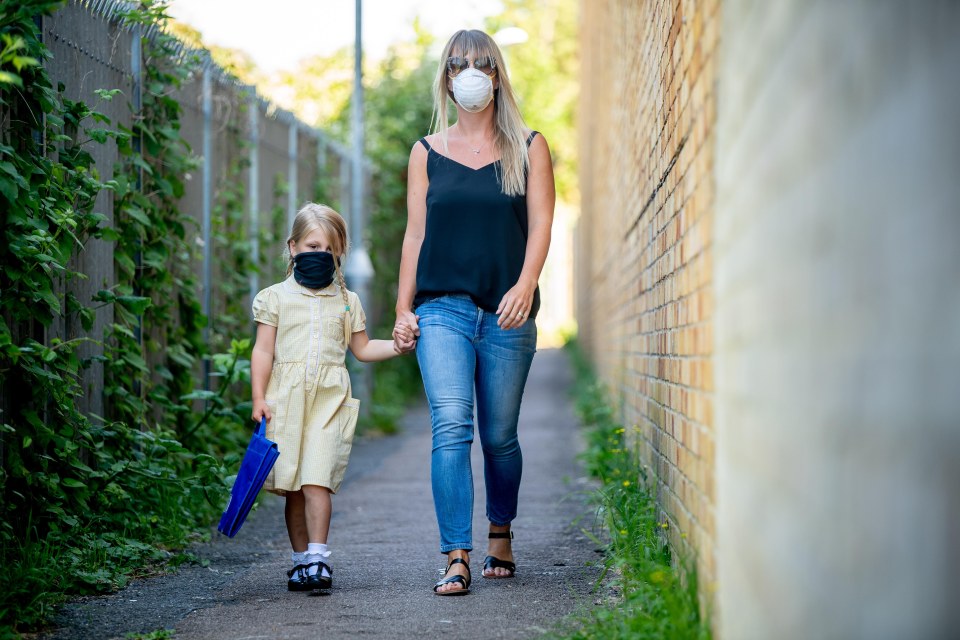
{"left": 578, "top": 0, "right": 720, "bottom": 593}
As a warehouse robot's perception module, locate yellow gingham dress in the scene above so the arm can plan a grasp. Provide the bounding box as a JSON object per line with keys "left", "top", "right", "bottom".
{"left": 252, "top": 275, "right": 365, "bottom": 494}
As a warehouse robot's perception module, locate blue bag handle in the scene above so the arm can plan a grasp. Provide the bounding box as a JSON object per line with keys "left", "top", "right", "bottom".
{"left": 256, "top": 416, "right": 267, "bottom": 436}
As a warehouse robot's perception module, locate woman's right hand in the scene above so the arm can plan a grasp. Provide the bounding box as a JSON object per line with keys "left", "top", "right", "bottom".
{"left": 252, "top": 399, "right": 272, "bottom": 424}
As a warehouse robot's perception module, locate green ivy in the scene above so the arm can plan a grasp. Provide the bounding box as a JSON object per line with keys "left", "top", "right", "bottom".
{"left": 0, "top": 1, "right": 252, "bottom": 634}
{"left": 108, "top": 1, "right": 206, "bottom": 435}
{"left": 0, "top": 0, "right": 117, "bottom": 546}
{"left": 210, "top": 149, "right": 253, "bottom": 355}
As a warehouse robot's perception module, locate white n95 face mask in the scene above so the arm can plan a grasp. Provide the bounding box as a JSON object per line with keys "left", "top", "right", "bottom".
{"left": 452, "top": 68, "right": 494, "bottom": 113}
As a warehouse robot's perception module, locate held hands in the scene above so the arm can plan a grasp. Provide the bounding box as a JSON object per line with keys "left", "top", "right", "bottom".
{"left": 252, "top": 399, "right": 272, "bottom": 424}
{"left": 496, "top": 278, "right": 536, "bottom": 329}
{"left": 393, "top": 310, "right": 420, "bottom": 354}
{"left": 392, "top": 339, "right": 416, "bottom": 355}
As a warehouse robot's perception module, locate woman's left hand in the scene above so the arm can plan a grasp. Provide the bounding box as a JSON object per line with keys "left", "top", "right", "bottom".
{"left": 392, "top": 319, "right": 418, "bottom": 352}
{"left": 496, "top": 278, "right": 536, "bottom": 330}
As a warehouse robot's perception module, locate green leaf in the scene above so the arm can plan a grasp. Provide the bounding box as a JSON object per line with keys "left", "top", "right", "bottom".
{"left": 97, "top": 226, "right": 121, "bottom": 241}
{"left": 181, "top": 390, "right": 218, "bottom": 402}
{"left": 115, "top": 251, "right": 136, "bottom": 275}
{"left": 94, "top": 289, "right": 117, "bottom": 303}
{"left": 0, "top": 70, "right": 23, "bottom": 87}
{"left": 88, "top": 128, "right": 109, "bottom": 144}
{"left": 35, "top": 287, "right": 61, "bottom": 315}
{"left": 123, "top": 205, "right": 151, "bottom": 227}
{"left": 0, "top": 160, "right": 21, "bottom": 179}
{"left": 116, "top": 295, "right": 151, "bottom": 315}
{"left": 62, "top": 478, "right": 86, "bottom": 488}
{"left": 0, "top": 176, "right": 17, "bottom": 202}
{"left": 12, "top": 55, "right": 39, "bottom": 72}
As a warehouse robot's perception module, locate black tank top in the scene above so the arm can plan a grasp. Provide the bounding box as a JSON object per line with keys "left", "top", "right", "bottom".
{"left": 414, "top": 131, "right": 541, "bottom": 318}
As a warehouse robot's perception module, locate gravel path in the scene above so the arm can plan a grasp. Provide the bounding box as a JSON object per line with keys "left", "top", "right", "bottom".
{"left": 42, "top": 348, "right": 600, "bottom": 639}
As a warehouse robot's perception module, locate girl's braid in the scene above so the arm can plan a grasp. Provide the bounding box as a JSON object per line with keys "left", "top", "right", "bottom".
{"left": 335, "top": 259, "right": 351, "bottom": 346}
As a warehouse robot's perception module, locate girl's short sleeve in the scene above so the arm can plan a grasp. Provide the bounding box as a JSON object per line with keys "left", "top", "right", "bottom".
{"left": 252, "top": 288, "right": 279, "bottom": 326}
{"left": 347, "top": 291, "right": 366, "bottom": 333}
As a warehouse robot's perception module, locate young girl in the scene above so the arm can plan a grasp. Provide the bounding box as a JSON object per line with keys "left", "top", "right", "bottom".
{"left": 250, "top": 202, "right": 407, "bottom": 592}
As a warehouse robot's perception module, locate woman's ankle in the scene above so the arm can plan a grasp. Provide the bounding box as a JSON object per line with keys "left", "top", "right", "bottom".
{"left": 448, "top": 548, "right": 469, "bottom": 558}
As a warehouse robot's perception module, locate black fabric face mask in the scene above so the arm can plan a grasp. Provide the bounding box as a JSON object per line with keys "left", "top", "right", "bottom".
{"left": 292, "top": 251, "right": 336, "bottom": 289}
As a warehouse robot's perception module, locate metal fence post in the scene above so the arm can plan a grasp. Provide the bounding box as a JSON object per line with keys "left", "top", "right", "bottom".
{"left": 131, "top": 23, "right": 144, "bottom": 400}
{"left": 318, "top": 134, "right": 327, "bottom": 171}
{"left": 201, "top": 68, "right": 213, "bottom": 388}
{"left": 346, "top": 0, "right": 374, "bottom": 415}
{"left": 248, "top": 90, "right": 260, "bottom": 306}
{"left": 287, "top": 121, "right": 298, "bottom": 230}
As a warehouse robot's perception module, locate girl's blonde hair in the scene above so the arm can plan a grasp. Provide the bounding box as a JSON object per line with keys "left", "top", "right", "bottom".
{"left": 431, "top": 29, "right": 530, "bottom": 197}
{"left": 285, "top": 202, "right": 352, "bottom": 345}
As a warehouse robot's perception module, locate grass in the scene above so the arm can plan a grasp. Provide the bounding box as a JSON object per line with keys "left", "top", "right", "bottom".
{"left": 0, "top": 522, "right": 201, "bottom": 637}
{"left": 0, "top": 534, "right": 64, "bottom": 635}
{"left": 0, "top": 432, "right": 222, "bottom": 637}
{"left": 548, "top": 339, "right": 711, "bottom": 640}
{"left": 125, "top": 630, "right": 175, "bottom": 640}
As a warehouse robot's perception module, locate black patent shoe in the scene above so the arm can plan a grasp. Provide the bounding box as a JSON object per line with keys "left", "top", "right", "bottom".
{"left": 287, "top": 564, "right": 311, "bottom": 591}
{"left": 304, "top": 560, "right": 333, "bottom": 590}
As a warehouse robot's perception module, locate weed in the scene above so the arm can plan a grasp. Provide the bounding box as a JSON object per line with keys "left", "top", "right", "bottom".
{"left": 125, "top": 629, "right": 175, "bottom": 640}
{"left": 548, "top": 340, "right": 711, "bottom": 640}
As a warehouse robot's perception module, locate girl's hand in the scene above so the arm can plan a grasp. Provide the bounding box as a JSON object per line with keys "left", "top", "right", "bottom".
{"left": 393, "top": 340, "right": 415, "bottom": 355}
{"left": 393, "top": 312, "right": 419, "bottom": 351}
{"left": 496, "top": 279, "right": 536, "bottom": 330}
{"left": 252, "top": 399, "right": 272, "bottom": 424}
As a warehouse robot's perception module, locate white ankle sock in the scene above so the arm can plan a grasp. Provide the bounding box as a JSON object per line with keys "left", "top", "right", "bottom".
{"left": 305, "top": 543, "right": 331, "bottom": 577}
{"left": 291, "top": 551, "right": 307, "bottom": 567}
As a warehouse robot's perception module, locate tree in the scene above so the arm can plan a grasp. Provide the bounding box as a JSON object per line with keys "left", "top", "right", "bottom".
{"left": 487, "top": 0, "right": 579, "bottom": 204}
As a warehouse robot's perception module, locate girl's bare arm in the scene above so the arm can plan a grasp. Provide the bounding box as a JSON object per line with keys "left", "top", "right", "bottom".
{"left": 349, "top": 330, "right": 404, "bottom": 362}
{"left": 251, "top": 322, "right": 277, "bottom": 421}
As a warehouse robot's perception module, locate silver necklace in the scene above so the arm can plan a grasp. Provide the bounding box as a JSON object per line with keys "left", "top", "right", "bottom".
{"left": 459, "top": 124, "right": 488, "bottom": 155}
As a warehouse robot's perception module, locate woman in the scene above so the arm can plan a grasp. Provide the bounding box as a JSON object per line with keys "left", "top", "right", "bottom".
{"left": 392, "top": 29, "right": 555, "bottom": 595}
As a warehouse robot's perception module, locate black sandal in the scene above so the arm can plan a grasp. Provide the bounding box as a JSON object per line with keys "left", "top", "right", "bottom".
{"left": 303, "top": 560, "right": 332, "bottom": 590}
{"left": 483, "top": 531, "right": 516, "bottom": 579}
{"left": 433, "top": 557, "right": 471, "bottom": 596}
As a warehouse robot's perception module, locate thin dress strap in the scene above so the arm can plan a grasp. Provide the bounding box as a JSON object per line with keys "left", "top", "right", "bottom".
{"left": 419, "top": 137, "right": 433, "bottom": 152}
{"left": 525, "top": 131, "right": 539, "bottom": 147}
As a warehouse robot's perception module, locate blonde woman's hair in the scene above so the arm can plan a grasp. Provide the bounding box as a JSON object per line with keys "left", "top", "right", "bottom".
{"left": 285, "top": 202, "right": 352, "bottom": 345}
{"left": 431, "top": 29, "right": 530, "bottom": 197}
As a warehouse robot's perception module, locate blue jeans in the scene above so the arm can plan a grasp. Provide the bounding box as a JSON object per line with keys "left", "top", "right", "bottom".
{"left": 415, "top": 294, "right": 537, "bottom": 553}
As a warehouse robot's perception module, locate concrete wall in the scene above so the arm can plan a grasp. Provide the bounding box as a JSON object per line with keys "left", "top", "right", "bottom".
{"left": 578, "top": 0, "right": 960, "bottom": 635}
{"left": 714, "top": 2, "right": 960, "bottom": 637}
